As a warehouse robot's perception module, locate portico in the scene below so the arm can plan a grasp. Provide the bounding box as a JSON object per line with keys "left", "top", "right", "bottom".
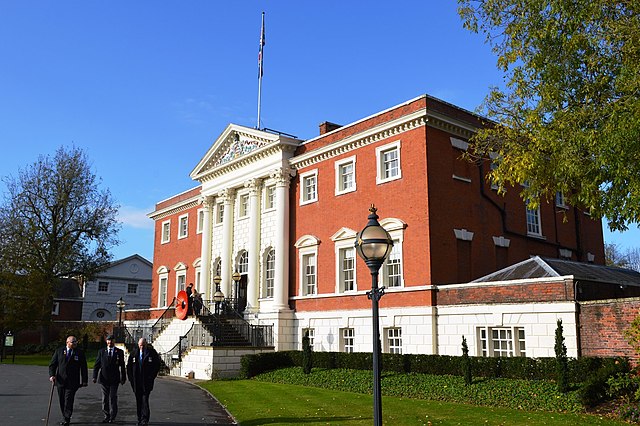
{"left": 190, "top": 125, "right": 300, "bottom": 329}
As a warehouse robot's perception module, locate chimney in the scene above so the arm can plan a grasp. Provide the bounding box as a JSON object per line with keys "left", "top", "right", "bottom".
{"left": 319, "top": 121, "right": 342, "bottom": 135}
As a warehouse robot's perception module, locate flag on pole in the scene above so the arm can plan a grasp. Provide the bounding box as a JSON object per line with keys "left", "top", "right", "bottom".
{"left": 258, "top": 12, "right": 265, "bottom": 79}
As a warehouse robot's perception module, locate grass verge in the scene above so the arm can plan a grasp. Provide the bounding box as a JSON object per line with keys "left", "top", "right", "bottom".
{"left": 2, "top": 353, "right": 97, "bottom": 368}
{"left": 199, "top": 379, "right": 628, "bottom": 425}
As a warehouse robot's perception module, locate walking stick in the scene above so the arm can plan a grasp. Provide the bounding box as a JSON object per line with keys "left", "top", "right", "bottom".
{"left": 45, "top": 379, "right": 55, "bottom": 426}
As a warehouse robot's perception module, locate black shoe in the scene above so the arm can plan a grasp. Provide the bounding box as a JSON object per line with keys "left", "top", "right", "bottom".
{"left": 102, "top": 419, "right": 110, "bottom": 423}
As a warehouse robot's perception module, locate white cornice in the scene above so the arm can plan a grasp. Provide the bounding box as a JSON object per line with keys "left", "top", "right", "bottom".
{"left": 290, "top": 109, "right": 428, "bottom": 170}
{"left": 147, "top": 195, "right": 200, "bottom": 221}
{"left": 290, "top": 107, "right": 479, "bottom": 171}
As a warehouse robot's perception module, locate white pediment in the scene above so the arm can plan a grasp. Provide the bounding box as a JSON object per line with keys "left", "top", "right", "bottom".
{"left": 330, "top": 227, "right": 357, "bottom": 242}
{"left": 294, "top": 235, "right": 321, "bottom": 248}
{"left": 190, "top": 124, "right": 300, "bottom": 182}
{"left": 379, "top": 217, "right": 407, "bottom": 231}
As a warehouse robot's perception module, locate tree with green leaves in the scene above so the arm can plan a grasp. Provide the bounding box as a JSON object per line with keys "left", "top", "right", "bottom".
{"left": 555, "top": 319, "right": 569, "bottom": 393}
{"left": 0, "top": 146, "right": 120, "bottom": 342}
{"left": 458, "top": 0, "right": 640, "bottom": 230}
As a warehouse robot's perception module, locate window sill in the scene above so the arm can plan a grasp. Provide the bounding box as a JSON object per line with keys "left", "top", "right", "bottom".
{"left": 526, "top": 233, "right": 547, "bottom": 240}
{"left": 376, "top": 175, "right": 401, "bottom": 185}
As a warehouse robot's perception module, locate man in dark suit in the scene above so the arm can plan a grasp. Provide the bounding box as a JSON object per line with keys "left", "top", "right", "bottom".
{"left": 127, "top": 337, "right": 161, "bottom": 426}
{"left": 186, "top": 282, "right": 194, "bottom": 315}
{"left": 92, "top": 334, "right": 126, "bottom": 423}
{"left": 49, "top": 335, "right": 88, "bottom": 426}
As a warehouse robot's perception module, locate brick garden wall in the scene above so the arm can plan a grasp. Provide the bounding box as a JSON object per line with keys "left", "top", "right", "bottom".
{"left": 579, "top": 298, "right": 640, "bottom": 362}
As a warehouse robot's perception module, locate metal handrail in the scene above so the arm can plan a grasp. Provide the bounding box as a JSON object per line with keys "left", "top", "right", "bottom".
{"left": 159, "top": 322, "right": 194, "bottom": 368}
{"left": 151, "top": 297, "right": 176, "bottom": 342}
{"left": 198, "top": 308, "right": 273, "bottom": 347}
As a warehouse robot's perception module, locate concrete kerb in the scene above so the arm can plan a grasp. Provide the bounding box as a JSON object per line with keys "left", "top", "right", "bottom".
{"left": 161, "top": 375, "right": 238, "bottom": 425}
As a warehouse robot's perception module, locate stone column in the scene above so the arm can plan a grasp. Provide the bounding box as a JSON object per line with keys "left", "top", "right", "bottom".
{"left": 219, "top": 188, "right": 235, "bottom": 296}
{"left": 245, "top": 178, "right": 262, "bottom": 312}
{"left": 199, "top": 196, "right": 214, "bottom": 300}
{"left": 271, "top": 167, "right": 293, "bottom": 311}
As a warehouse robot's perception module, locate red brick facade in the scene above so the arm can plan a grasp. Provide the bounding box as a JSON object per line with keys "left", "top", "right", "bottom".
{"left": 147, "top": 94, "right": 629, "bottom": 358}
{"left": 149, "top": 187, "right": 202, "bottom": 308}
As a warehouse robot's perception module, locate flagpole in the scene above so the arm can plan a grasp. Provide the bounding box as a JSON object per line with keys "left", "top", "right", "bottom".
{"left": 257, "top": 12, "right": 265, "bottom": 129}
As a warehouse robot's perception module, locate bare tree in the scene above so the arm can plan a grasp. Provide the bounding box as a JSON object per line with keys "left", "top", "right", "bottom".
{"left": 605, "top": 243, "right": 640, "bottom": 273}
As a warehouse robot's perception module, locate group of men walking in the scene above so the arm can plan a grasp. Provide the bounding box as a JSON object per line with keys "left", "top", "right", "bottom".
{"left": 48, "top": 335, "right": 160, "bottom": 426}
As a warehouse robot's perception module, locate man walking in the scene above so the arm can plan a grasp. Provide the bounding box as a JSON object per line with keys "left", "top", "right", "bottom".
{"left": 93, "top": 334, "right": 126, "bottom": 423}
{"left": 48, "top": 335, "right": 88, "bottom": 425}
{"left": 127, "top": 337, "right": 161, "bottom": 426}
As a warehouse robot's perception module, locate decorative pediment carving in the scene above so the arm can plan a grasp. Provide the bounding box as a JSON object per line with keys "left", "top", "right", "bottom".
{"left": 214, "top": 134, "right": 270, "bottom": 167}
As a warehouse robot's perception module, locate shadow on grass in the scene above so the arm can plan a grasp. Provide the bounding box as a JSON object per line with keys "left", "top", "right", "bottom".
{"left": 239, "top": 415, "right": 369, "bottom": 425}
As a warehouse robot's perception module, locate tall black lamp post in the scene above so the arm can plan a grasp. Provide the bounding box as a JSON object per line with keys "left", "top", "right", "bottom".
{"left": 213, "top": 275, "right": 225, "bottom": 315}
{"left": 354, "top": 205, "right": 394, "bottom": 426}
{"left": 116, "top": 297, "right": 126, "bottom": 341}
{"left": 232, "top": 272, "right": 241, "bottom": 312}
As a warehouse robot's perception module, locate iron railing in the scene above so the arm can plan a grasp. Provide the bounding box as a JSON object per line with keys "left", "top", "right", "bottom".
{"left": 150, "top": 297, "right": 176, "bottom": 343}
{"left": 113, "top": 325, "right": 138, "bottom": 353}
{"left": 199, "top": 306, "right": 273, "bottom": 347}
{"left": 159, "top": 322, "right": 194, "bottom": 368}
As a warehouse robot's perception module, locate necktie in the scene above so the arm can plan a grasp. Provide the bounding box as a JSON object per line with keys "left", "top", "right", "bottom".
{"left": 66, "top": 350, "right": 71, "bottom": 361}
{"left": 108, "top": 348, "right": 112, "bottom": 359}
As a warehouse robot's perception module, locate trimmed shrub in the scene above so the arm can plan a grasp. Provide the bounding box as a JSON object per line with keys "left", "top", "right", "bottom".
{"left": 239, "top": 350, "right": 629, "bottom": 390}
{"left": 462, "top": 336, "right": 472, "bottom": 386}
{"left": 555, "top": 319, "right": 569, "bottom": 393}
{"left": 302, "top": 335, "right": 312, "bottom": 374}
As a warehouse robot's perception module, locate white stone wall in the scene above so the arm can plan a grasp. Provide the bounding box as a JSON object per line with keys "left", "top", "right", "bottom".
{"left": 251, "top": 302, "right": 574, "bottom": 358}
{"left": 256, "top": 310, "right": 296, "bottom": 351}
{"left": 436, "top": 302, "right": 578, "bottom": 358}
{"left": 290, "top": 306, "right": 436, "bottom": 354}
{"left": 179, "top": 347, "right": 274, "bottom": 379}
{"left": 233, "top": 212, "right": 250, "bottom": 254}
{"left": 151, "top": 317, "right": 196, "bottom": 353}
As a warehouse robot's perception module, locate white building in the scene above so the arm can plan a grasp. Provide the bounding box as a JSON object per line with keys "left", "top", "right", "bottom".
{"left": 82, "top": 254, "right": 152, "bottom": 321}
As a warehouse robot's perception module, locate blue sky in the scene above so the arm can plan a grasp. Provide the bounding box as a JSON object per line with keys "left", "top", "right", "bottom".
{"left": 1, "top": 1, "right": 637, "bottom": 262}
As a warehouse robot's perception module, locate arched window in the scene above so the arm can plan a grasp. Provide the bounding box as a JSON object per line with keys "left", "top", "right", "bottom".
{"left": 379, "top": 218, "right": 406, "bottom": 288}
{"left": 157, "top": 266, "right": 169, "bottom": 307}
{"left": 295, "top": 235, "right": 320, "bottom": 296}
{"left": 264, "top": 249, "right": 275, "bottom": 298}
{"left": 237, "top": 250, "right": 249, "bottom": 274}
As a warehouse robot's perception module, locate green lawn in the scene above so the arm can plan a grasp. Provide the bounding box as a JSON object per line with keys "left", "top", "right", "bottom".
{"left": 2, "top": 353, "right": 97, "bottom": 368}
{"left": 199, "top": 380, "right": 628, "bottom": 426}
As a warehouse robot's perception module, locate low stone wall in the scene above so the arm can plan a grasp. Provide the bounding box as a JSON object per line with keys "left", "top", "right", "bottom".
{"left": 179, "top": 346, "right": 274, "bottom": 379}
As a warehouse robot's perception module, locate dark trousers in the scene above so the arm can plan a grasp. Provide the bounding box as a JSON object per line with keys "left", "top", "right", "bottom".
{"left": 134, "top": 390, "right": 151, "bottom": 423}
{"left": 56, "top": 385, "right": 77, "bottom": 421}
{"left": 100, "top": 382, "right": 119, "bottom": 420}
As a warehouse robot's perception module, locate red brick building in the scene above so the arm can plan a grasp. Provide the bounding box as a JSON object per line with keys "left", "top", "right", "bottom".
{"left": 144, "top": 95, "right": 639, "bottom": 361}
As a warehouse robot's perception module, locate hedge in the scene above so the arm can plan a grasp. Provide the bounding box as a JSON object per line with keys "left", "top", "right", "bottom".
{"left": 240, "top": 350, "right": 629, "bottom": 384}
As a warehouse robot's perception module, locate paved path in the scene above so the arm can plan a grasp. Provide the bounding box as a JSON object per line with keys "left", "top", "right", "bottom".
{"left": 0, "top": 364, "right": 236, "bottom": 425}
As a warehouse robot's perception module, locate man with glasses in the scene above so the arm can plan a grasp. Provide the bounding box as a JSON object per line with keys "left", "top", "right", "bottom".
{"left": 49, "top": 335, "right": 88, "bottom": 425}
{"left": 92, "top": 334, "right": 126, "bottom": 423}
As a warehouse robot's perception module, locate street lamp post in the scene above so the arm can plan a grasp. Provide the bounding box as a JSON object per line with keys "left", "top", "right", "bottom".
{"left": 232, "top": 272, "right": 241, "bottom": 312}
{"left": 354, "top": 205, "right": 394, "bottom": 426}
{"left": 116, "top": 297, "right": 126, "bottom": 341}
{"left": 213, "top": 275, "right": 225, "bottom": 315}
